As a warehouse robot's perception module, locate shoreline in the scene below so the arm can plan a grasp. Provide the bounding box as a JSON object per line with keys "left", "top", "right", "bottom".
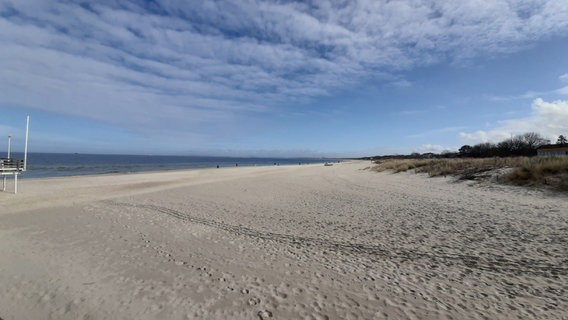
{"left": 16, "top": 152, "right": 338, "bottom": 180}
{"left": 0, "top": 162, "right": 329, "bottom": 214}
{"left": 22, "top": 160, "right": 328, "bottom": 181}
{"left": 1, "top": 160, "right": 566, "bottom": 319}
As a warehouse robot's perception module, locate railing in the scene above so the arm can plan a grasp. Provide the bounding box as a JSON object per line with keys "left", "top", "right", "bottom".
{"left": 0, "top": 158, "right": 24, "bottom": 173}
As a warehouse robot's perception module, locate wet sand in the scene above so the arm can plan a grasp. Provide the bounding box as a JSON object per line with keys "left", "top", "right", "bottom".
{"left": 0, "top": 161, "right": 566, "bottom": 319}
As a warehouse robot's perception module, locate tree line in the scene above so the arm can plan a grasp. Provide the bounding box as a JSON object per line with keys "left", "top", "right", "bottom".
{"left": 458, "top": 132, "right": 566, "bottom": 158}
{"left": 359, "top": 133, "right": 566, "bottom": 161}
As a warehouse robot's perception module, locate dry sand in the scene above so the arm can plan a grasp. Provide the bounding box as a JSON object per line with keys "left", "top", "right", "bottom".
{"left": 0, "top": 161, "right": 566, "bottom": 319}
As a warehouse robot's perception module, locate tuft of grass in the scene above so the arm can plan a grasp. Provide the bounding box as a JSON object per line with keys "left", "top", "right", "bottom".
{"left": 507, "top": 157, "right": 568, "bottom": 190}
{"left": 373, "top": 157, "right": 568, "bottom": 191}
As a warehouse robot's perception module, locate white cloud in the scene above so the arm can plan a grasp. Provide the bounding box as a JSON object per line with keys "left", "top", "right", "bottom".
{"left": 557, "top": 86, "right": 568, "bottom": 95}
{"left": 390, "top": 79, "right": 412, "bottom": 88}
{"left": 1, "top": 0, "right": 568, "bottom": 142}
{"left": 394, "top": 109, "right": 424, "bottom": 116}
{"left": 408, "top": 126, "right": 466, "bottom": 139}
{"left": 558, "top": 74, "right": 568, "bottom": 95}
{"left": 488, "top": 73, "right": 568, "bottom": 101}
{"left": 416, "top": 144, "right": 455, "bottom": 154}
{"left": 459, "top": 98, "right": 568, "bottom": 143}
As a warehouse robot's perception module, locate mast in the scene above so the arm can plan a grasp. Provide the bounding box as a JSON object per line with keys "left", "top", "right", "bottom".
{"left": 7, "top": 135, "right": 11, "bottom": 158}
{"left": 24, "top": 115, "right": 29, "bottom": 171}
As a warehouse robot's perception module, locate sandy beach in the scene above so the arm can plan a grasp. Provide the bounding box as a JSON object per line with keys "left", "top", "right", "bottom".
{"left": 0, "top": 161, "right": 566, "bottom": 319}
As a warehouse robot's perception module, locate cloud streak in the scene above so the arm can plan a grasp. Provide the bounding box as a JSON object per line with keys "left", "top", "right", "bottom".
{"left": 1, "top": 0, "right": 568, "bottom": 144}
{"left": 460, "top": 98, "right": 568, "bottom": 143}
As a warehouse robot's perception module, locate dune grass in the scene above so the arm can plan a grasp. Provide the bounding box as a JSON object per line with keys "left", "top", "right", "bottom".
{"left": 373, "top": 157, "right": 568, "bottom": 190}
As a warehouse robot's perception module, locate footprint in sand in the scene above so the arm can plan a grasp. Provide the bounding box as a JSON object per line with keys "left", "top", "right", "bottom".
{"left": 248, "top": 297, "right": 261, "bottom": 306}
{"left": 257, "top": 310, "right": 273, "bottom": 319}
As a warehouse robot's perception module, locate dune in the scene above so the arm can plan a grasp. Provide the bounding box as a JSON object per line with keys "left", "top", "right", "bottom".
{"left": 0, "top": 161, "right": 566, "bottom": 319}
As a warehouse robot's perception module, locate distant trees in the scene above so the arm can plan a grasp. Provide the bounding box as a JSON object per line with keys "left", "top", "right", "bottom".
{"left": 458, "top": 145, "right": 472, "bottom": 154}
{"left": 557, "top": 135, "right": 567, "bottom": 145}
{"left": 521, "top": 132, "right": 549, "bottom": 150}
{"left": 459, "top": 132, "right": 549, "bottom": 158}
{"left": 364, "top": 132, "right": 556, "bottom": 161}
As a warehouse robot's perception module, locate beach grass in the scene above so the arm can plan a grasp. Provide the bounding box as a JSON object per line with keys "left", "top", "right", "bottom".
{"left": 373, "top": 157, "right": 568, "bottom": 190}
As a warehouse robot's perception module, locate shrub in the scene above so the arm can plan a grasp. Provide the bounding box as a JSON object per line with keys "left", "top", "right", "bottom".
{"left": 373, "top": 156, "right": 568, "bottom": 191}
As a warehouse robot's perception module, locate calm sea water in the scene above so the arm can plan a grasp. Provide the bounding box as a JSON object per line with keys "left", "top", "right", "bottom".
{"left": 8, "top": 152, "right": 334, "bottom": 179}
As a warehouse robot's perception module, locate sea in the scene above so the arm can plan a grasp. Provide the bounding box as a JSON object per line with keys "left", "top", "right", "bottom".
{"left": 6, "top": 152, "right": 336, "bottom": 179}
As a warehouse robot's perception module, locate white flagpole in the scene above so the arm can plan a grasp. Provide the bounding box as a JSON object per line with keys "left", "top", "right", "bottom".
{"left": 24, "top": 115, "right": 29, "bottom": 171}
{"left": 7, "top": 135, "right": 11, "bottom": 158}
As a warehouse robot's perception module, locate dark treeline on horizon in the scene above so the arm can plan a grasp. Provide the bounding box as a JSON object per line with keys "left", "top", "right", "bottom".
{"left": 361, "top": 132, "right": 568, "bottom": 160}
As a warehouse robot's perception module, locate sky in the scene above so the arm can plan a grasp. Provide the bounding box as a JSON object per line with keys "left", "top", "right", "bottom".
{"left": 1, "top": 0, "right": 568, "bottom": 157}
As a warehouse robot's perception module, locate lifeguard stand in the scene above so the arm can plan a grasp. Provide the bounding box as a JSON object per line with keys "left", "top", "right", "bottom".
{"left": 1, "top": 115, "right": 29, "bottom": 194}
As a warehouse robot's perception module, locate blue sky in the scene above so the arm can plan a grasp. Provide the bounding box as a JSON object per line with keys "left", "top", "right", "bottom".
{"left": 1, "top": 0, "right": 568, "bottom": 157}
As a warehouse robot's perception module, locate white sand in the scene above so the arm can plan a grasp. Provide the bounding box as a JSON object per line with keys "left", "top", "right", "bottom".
{"left": 0, "top": 161, "right": 566, "bottom": 319}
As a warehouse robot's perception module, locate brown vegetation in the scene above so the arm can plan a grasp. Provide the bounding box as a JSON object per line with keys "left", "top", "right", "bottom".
{"left": 373, "top": 157, "right": 568, "bottom": 190}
